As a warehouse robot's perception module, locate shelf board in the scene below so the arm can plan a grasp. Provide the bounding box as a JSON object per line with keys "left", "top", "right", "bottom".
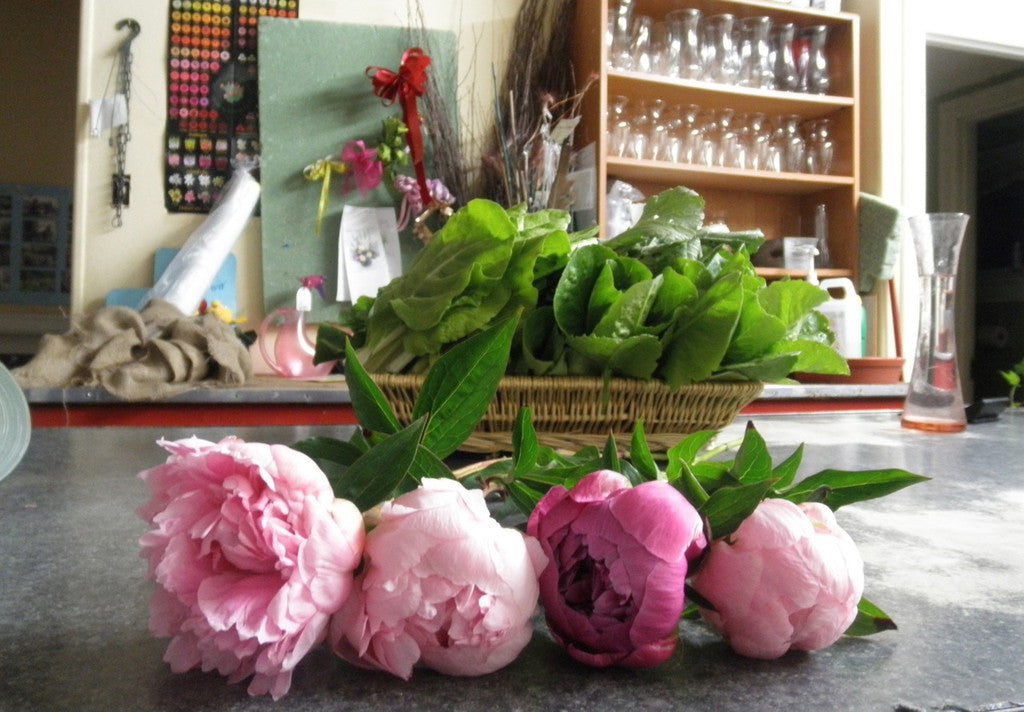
{"left": 607, "top": 70, "right": 854, "bottom": 119}
{"left": 606, "top": 156, "right": 854, "bottom": 194}
{"left": 755, "top": 267, "right": 853, "bottom": 280}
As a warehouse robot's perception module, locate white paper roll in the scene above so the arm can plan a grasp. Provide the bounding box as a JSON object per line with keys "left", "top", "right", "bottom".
{"left": 141, "top": 167, "right": 260, "bottom": 315}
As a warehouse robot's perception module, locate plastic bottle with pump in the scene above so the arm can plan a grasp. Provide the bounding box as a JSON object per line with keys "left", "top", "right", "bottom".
{"left": 803, "top": 246, "right": 863, "bottom": 359}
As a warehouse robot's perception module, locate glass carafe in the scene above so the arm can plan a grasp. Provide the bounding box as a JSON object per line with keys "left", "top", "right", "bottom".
{"left": 901, "top": 213, "right": 970, "bottom": 433}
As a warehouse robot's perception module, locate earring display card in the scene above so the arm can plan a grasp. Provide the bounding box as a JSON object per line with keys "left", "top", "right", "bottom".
{"left": 337, "top": 205, "right": 402, "bottom": 303}
{"left": 164, "top": 0, "right": 298, "bottom": 213}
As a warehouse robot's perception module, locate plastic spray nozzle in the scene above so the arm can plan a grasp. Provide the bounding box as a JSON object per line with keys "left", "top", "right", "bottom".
{"left": 296, "top": 275, "right": 326, "bottom": 312}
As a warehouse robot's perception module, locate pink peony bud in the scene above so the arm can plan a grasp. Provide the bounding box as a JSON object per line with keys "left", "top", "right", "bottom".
{"left": 690, "top": 498, "right": 865, "bottom": 660}
{"left": 527, "top": 470, "right": 707, "bottom": 668}
{"left": 330, "top": 478, "right": 546, "bottom": 679}
{"left": 137, "top": 436, "right": 365, "bottom": 699}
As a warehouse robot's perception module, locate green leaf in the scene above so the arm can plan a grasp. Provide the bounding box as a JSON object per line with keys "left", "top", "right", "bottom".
{"left": 658, "top": 272, "right": 743, "bottom": 387}
{"left": 780, "top": 468, "right": 930, "bottom": 510}
{"left": 564, "top": 332, "right": 663, "bottom": 380}
{"left": 629, "top": 420, "right": 660, "bottom": 481}
{"left": 844, "top": 596, "right": 898, "bottom": 637}
{"left": 699, "top": 479, "right": 776, "bottom": 539}
{"left": 344, "top": 339, "right": 400, "bottom": 434}
{"left": 291, "top": 435, "right": 367, "bottom": 468}
{"left": 408, "top": 444, "right": 453, "bottom": 485}
{"left": 313, "top": 322, "right": 349, "bottom": 365}
{"left": 512, "top": 407, "right": 539, "bottom": 478}
{"left": 339, "top": 416, "right": 427, "bottom": 510}
{"left": 673, "top": 458, "right": 710, "bottom": 508}
{"left": 602, "top": 434, "right": 622, "bottom": 472}
{"left": 730, "top": 421, "right": 774, "bottom": 483}
{"left": 413, "top": 316, "right": 518, "bottom": 459}
{"left": 506, "top": 479, "right": 545, "bottom": 518}
{"left": 770, "top": 443, "right": 804, "bottom": 491}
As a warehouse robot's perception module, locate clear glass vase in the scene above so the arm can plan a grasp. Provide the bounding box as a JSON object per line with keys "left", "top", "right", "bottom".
{"left": 901, "top": 213, "right": 970, "bottom": 433}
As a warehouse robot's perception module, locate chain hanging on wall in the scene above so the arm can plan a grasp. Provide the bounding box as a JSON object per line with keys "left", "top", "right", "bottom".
{"left": 112, "top": 19, "right": 140, "bottom": 228}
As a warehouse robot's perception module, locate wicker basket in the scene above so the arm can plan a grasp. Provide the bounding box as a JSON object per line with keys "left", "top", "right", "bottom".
{"left": 370, "top": 374, "right": 763, "bottom": 453}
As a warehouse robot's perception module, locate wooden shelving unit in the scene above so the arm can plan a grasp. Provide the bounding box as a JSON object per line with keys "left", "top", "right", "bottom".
{"left": 572, "top": 0, "right": 860, "bottom": 281}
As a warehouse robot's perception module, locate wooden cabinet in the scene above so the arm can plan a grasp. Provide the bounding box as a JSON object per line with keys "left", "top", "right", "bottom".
{"left": 572, "top": 0, "right": 860, "bottom": 281}
{"left": 0, "top": 184, "right": 72, "bottom": 306}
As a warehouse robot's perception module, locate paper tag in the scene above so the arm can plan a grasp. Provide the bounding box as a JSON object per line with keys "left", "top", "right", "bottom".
{"left": 88, "top": 94, "right": 128, "bottom": 137}
{"left": 549, "top": 115, "right": 581, "bottom": 145}
{"left": 338, "top": 206, "right": 402, "bottom": 302}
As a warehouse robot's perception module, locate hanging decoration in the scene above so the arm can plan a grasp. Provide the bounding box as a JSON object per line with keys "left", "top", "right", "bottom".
{"left": 366, "top": 48, "right": 434, "bottom": 211}
{"left": 164, "top": 0, "right": 299, "bottom": 213}
{"left": 112, "top": 18, "right": 140, "bottom": 228}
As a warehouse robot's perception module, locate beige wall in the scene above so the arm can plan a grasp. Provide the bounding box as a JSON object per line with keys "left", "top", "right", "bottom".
{"left": 72, "top": 0, "right": 522, "bottom": 321}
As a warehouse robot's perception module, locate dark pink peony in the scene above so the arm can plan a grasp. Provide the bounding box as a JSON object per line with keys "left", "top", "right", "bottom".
{"left": 690, "top": 498, "right": 864, "bottom": 660}
{"left": 330, "top": 478, "right": 545, "bottom": 679}
{"left": 138, "top": 436, "right": 364, "bottom": 699}
{"left": 526, "top": 469, "right": 706, "bottom": 668}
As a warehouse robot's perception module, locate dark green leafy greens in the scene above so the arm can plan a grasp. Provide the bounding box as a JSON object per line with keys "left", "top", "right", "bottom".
{"left": 315, "top": 186, "right": 849, "bottom": 385}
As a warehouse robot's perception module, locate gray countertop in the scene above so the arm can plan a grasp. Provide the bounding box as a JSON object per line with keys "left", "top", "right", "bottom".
{"left": 1, "top": 412, "right": 1020, "bottom": 711}
{"left": 20, "top": 376, "right": 907, "bottom": 405}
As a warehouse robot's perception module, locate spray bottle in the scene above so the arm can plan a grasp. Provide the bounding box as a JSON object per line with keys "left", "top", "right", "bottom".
{"left": 258, "top": 275, "right": 337, "bottom": 379}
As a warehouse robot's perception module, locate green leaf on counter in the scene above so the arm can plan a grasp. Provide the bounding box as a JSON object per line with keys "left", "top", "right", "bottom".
{"left": 291, "top": 435, "right": 366, "bottom": 468}
{"left": 780, "top": 468, "right": 930, "bottom": 510}
{"left": 344, "top": 338, "right": 400, "bottom": 435}
{"left": 512, "top": 408, "right": 539, "bottom": 479}
{"left": 700, "top": 479, "right": 776, "bottom": 539}
{"left": 730, "top": 421, "right": 773, "bottom": 483}
{"left": 770, "top": 443, "right": 804, "bottom": 491}
{"left": 338, "top": 416, "right": 427, "bottom": 510}
{"left": 629, "top": 420, "right": 660, "bottom": 482}
{"left": 845, "top": 596, "right": 898, "bottom": 636}
{"left": 412, "top": 315, "right": 518, "bottom": 459}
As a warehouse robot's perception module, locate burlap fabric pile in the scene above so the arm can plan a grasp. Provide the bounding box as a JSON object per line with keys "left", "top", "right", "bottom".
{"left": 13, "top": 300, "right": 251, "bottom": 400}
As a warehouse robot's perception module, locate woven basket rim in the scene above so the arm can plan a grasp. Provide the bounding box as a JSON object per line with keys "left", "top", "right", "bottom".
{"left": 371, "top": 373, "right": 764, "bottom": 394}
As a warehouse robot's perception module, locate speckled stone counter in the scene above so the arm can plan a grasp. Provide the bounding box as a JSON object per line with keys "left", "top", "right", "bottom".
{"left": 1, "top": 413, "right": 1021, "bottom": 711}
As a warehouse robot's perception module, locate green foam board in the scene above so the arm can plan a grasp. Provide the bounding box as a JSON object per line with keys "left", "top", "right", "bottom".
{"left": 258, "top": 18, "right": 457, "bottom": 321}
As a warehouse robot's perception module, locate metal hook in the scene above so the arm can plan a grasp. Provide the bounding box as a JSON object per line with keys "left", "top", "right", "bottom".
{"left": 116, "top": 18, "right": 140, "bottom": 48}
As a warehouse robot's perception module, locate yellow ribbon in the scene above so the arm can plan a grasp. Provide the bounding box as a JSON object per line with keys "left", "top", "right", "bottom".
{"left": 302, "top": 156, "right": 348, "bottom": 235}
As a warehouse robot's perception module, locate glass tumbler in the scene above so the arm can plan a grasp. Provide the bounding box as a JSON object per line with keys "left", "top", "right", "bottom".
{"left": 769, "top": 21, "right": 799, "bottom": 92}
{"left": 702, "top": 14, "right": 740, "bottom": 85}
{"left": 796, "top": 24, "right": 830, "bottom": 94}
{"left": 902, "top": 213, "right": 970, "bottom": 433}
{"left": 737, "top": 16, "right": 773, "bottom": 89}
{"left": 608, "top": 0, "right": 635, "bottom": 69}
{"left": 667, "top": 8, "right": 703, "bottom": 80}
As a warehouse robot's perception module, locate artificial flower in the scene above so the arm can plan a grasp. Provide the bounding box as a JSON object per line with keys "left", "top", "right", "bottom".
{"left": 690, "top": 498, "right": 864, "bottom": 660}
{"left": 526, "top": 469, "right": 706, "bottom": 668}
{"left": 341, "top": 139, "right": 383, "bottom": 196}
{"left": 137, "top": 436, "right": 364, "bottom": 699}
{"left": 330, "top": 478, "right": 545, "bottom": 679}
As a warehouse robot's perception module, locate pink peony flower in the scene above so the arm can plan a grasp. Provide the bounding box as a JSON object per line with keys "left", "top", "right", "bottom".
{"left": 138, "top": 436, "right": 364, "bottom": 699}
{"left": 690, "top": 498, "right": 864, "bottom": 660}
{"left": 526, "top": 469, "right": 706, "bottom": 668}
{"left": 330, "top": 478, "right": 545, "bottom": 679}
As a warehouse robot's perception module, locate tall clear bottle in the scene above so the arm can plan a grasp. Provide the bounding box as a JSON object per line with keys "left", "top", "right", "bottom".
{"left": 901, "top": 213, "right": 970, "bottom": 433}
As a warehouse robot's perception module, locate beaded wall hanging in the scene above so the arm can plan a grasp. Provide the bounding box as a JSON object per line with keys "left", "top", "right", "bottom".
{"left": 164, "top": 0, "right": 299, "bottom": 213}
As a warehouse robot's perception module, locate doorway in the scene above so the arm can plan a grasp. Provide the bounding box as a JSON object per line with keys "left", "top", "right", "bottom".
{"left": 929, "top": 44, "right": 1024, "bottom": 402}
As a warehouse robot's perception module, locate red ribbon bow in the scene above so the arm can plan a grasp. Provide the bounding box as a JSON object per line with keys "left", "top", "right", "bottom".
{"left": 367, "top": 48, "right": 432, "bottom": 208}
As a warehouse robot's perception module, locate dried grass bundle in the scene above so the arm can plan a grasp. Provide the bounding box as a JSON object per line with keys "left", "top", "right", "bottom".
{"left": 482, "top": 0, "right": 589, "bottom": 209}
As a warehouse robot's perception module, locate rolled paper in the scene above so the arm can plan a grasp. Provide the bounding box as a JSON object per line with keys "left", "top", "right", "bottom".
{"left": 141, "top": 166, "right": 261, "bottom": 316}
{"left": 367, "top": 48, "right": 432, "bottom": 208}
